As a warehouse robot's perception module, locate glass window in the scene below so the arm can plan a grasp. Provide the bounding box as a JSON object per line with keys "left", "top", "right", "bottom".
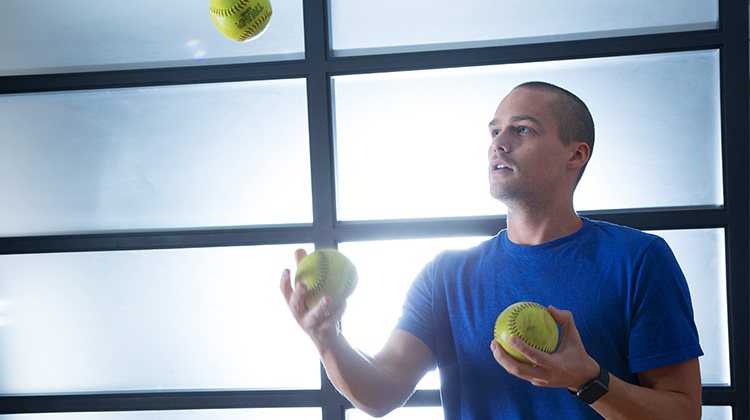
{"left": 333, "top": 50, "right": 721, "bottom": 221}
{"left": 0, "top": 408, "right": 322, "bottom": 420}
{"left": 339, "top": 236, "right": 491, "bottom": 390}
{"left": 0, "top": 0, "right": 304, "bottom": 76}
{"left": 652, "top": 228, "right": 729, "bottom": 386}
{"left": 700, "top": 406, "right": 733, "bottom": 420}
{"left": 347, "top": 406, "right": 444, "bottom": 420}
{"left": 0, "top": 244, "right": 320, "bottom": 394}
{"left": 0, "top": 79, "right": 312, "bottom": 236}
{"left": 330, "top": 0, "right": 718, "bottom": 56}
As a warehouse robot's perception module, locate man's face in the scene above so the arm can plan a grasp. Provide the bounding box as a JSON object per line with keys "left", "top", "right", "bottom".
{"left": 487, "top": 88, "right": 573, "bottom": 206}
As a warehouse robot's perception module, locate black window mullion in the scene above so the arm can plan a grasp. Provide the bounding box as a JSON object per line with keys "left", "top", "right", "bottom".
{"left": 0, "top": 0, "right": 746, "bottom": 417}
{"left": 323, "top": 30, "right": 723, "bottom": 78}
{"left": 303, "top": 1, "right": 346, "bottom": 419}
{"left": 719, "top": 0, "right": 750, "bottom": 416}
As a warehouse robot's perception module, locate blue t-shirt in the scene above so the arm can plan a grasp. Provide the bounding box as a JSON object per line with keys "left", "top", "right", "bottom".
{"left": 396, "top": 218, "right": 703, "bottom": 419}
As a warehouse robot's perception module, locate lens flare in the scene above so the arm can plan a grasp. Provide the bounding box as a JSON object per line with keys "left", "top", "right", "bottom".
{"left": 119, "top": 99, "right": 143, "bottom": 114}
{"left": 185, "top": 39, "right": 207, "bottom": 61}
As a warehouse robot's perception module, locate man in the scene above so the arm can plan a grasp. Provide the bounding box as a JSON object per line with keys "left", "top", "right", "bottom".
{"left": 280, "top": 81, "right": 703, "bottom": 419}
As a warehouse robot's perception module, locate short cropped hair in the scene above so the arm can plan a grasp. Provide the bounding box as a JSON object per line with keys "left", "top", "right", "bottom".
{"left": 513, "top": 81, "right": 595, "bottom": 182}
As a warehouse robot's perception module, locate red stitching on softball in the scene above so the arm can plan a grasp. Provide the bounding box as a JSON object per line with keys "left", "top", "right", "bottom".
{"left": 237, "top": 9, "right": 271, "bottom": 41}
{"left": 232, "top": 0, "right": 251, "bottom": 16}
{"left": 210, "top": 0, "right": 252, "bottom": 18}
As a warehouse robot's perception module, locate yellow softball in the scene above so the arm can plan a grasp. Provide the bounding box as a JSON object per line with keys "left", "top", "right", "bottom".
{"left": 494, "top": 301, "right": 560, "bottom": 364}
{"left": 209, "top": 0, "right": 273, "bottom": 42}
{"left": 294, "top": 249, "right": 358, "bottom": 311}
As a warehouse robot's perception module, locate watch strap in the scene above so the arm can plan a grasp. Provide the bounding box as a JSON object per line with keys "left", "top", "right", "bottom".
{"left": 569, "top": 362, "right": 610, "bottom": 404}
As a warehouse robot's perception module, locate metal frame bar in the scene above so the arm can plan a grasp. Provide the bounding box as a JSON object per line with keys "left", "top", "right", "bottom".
{"left": 0, "top": 0, "right": 746, "bottom": 418}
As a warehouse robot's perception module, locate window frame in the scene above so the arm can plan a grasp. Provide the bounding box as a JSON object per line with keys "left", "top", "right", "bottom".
{"left": 0, "top": 0, "right": 746, "bottom": 419}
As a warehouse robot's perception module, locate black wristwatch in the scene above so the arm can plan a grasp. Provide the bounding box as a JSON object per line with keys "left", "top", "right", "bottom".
{"left": 569, "top": 362, "right": 609, "bottom": 404}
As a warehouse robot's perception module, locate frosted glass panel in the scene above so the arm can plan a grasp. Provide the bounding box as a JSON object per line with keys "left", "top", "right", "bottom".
{"left": 331, "top": 0, "right": 718, "bottom": 56}
{"left": 339, "top": 237, "right": 489, "bottom": 390}
{"left": 651, "top": 228, "right": 729, "bottom": 386}
{"left": 0, "top": 244, "right": 321, "bottom": 394}
{"left": 700, "top": 406, "right": 733, "bottom": 420}
{"left": 0, "top": 79, "right": 312, "bottom": 236}
{"left": 347, "top": 406, "right": 444, "bottom": 420}
{"left": 333, "top": 50, "right": 721, "bottom": 221}
{"left": 0, "top": 408, "right": 322, "bottom": 420}
{"left": 0, "top": 0, "right": 304, "bottom": 75}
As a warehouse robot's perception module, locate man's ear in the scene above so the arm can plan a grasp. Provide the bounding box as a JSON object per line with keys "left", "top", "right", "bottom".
{"left": 567, "top": 142, "right": 591, "bottom": 172}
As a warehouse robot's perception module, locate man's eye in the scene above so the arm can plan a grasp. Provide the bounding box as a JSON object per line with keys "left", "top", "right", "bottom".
{"left": 518, "top": 126, "right": 531, "bottom": 133}
{"left": 492, "top": 130, "right": 500, "bottom": 137}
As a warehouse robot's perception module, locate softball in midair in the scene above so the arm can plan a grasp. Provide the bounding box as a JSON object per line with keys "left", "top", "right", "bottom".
{"left": 209, "top": 0, "right": 273, "bottom": 42}
{"left": 294, "top": 249, "right": 358, "bottom": 311}
{"left": 494, "top": 301, "right": 560, "bottom": 364}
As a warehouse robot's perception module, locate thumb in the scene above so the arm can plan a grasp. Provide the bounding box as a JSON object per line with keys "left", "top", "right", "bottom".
{"left": 548, "top": 306, "right": 581, "bottom": 348}
{"left": 548, "top": 305, "right": 573, "bottom": 330}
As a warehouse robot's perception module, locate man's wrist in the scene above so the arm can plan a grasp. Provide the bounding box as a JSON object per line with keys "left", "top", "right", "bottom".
{"left": 568, "top": 361, "right": 610, "bottom": 404}
{"left": 568, "top": 358, "right": 601, "bottom": 392}
{"left": 314, "top": 325, "right": 345, "bottom": 358}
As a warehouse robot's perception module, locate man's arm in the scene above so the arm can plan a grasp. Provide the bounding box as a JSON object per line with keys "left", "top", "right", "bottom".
{"left": 316, "top": 329, "right": 435, "bottom": 417}
{"left": 590, "top": 358, "right": 701, "bottom": 420}
{"left": 281, "top": 249, "right": 434, "bottom": 417}
{"left": 490, "top": 306, "right": 702, "bottom": 420}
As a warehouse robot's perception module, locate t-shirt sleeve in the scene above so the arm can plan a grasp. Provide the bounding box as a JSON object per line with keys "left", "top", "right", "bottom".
{"left": 627, "top": 237, "right": 704, "bottom": 373}
{"left": 395, "top": 257, "right": 439, "bottom": 360}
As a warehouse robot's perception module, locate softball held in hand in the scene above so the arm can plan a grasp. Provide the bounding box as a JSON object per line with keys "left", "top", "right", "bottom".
{"left": 295, "top": 249, "right": 358, "bottom": 311}
{"left": 494, "top": 301, "right": 560, "bottom": 364}
{"left": 209, "top": 0, "right": 272, "bottom": 42}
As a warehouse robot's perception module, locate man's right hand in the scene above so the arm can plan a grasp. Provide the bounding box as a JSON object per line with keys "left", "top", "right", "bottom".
{"left": 280, "top": 248, "right": 347, "bottom": 352}
{"left": 278, "top": 249, "right": 435, "bottom": 417}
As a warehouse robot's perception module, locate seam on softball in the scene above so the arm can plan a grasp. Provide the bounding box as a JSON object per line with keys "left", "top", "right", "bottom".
{"left": 341, "top": 262, "right": 357, "bottom": 298}
{"left": 509, "top": 302, "right": 555, "bottom": 353}
{"left": 237, "top": 9, "right": 271, "bottom": 41}
{"left": 305, "top": 251, "right": 328, "bottom": 302}
{"left": 210, "top": 0, "right": 254, "bottom": 18}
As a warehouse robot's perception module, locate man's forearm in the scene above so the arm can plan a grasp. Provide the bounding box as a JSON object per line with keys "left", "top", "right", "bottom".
{"left": 590, "top": 361, "right": 702, "bottom": 420}
{"left": 282, "top": 262, "right": 430, "bottom": 417}
{"left": 316, "top": 333, "right": 415, "bottom": 417}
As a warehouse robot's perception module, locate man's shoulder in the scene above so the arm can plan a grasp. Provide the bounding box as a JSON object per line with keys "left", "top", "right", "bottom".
{"left": 585, "top": 218, "right": 662, "bottom": 246}
{"left": 433, "top": 235, "right": 498, "bottom": 262}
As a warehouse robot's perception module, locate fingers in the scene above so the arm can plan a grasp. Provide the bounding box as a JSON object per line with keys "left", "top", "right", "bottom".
{"left": 294, "top": 248, "right": 308, "bottom": 266}
{"left": 280, "top": 248, "right": 309, "bottom": 309}
{"left": 489, "top": 338, "right": 543, "bottom": 368}
{"left": 300, "top": 296, "right": 346, "bottom": 330}
{"left": 490, "top": 339, "right": 514, "bottom": 364}
{"left": 490, "top": 338, "right": 552, "bottom": 387}
{"left": 289, "top": 282, "right": 309, "bottom": 318}
{"left": 547, "top": 306, "right": 582, "bottom": 349}
{"left": 548, "top": 305, "right": 574, "bottom": 329}
{"left": 281, "top": 248, "right": 345, "bottom": 349}
{"left": 280, "top": 266, "right": 310, "bottom": 317}
{"left": 509, "top": 336, "right": 552, "bottom": 368}
{"left": 298, "top": 294, "right": 328, "bottom": 327}
{"left": 490, "top": 307, "right": 574, "bottom": 369}
{"left": 491, "top": 307, "right": 598, "bottom": 389}
{"left": 280, "top": 268, "right": 294, "bottom": 303}
{"left": 282, "top": 271, "right": 336, "bottom": 327}
{"left": 279, "top": 250, "right": 309, "bottom": 318}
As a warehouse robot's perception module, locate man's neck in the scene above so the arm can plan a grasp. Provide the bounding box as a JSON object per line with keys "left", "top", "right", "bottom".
{"left": 505, "top": 206, "right": 583, "bottom": 246}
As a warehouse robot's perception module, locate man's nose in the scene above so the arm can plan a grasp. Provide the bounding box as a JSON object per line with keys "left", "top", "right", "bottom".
{"left": 491, "top": 133, "right": 510, "bottom": 154}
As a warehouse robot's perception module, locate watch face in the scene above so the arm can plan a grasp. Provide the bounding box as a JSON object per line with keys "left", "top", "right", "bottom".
{"left": 575, "top": 365, "right": 610, "bottom": 404}
{"left": 579, "top": 379, "right": 608, "bottom": 404}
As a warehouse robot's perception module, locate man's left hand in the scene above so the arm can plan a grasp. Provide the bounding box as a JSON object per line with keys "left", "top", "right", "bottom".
{"left": 490, "top": 306, "right": 600, "bottom": 391}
